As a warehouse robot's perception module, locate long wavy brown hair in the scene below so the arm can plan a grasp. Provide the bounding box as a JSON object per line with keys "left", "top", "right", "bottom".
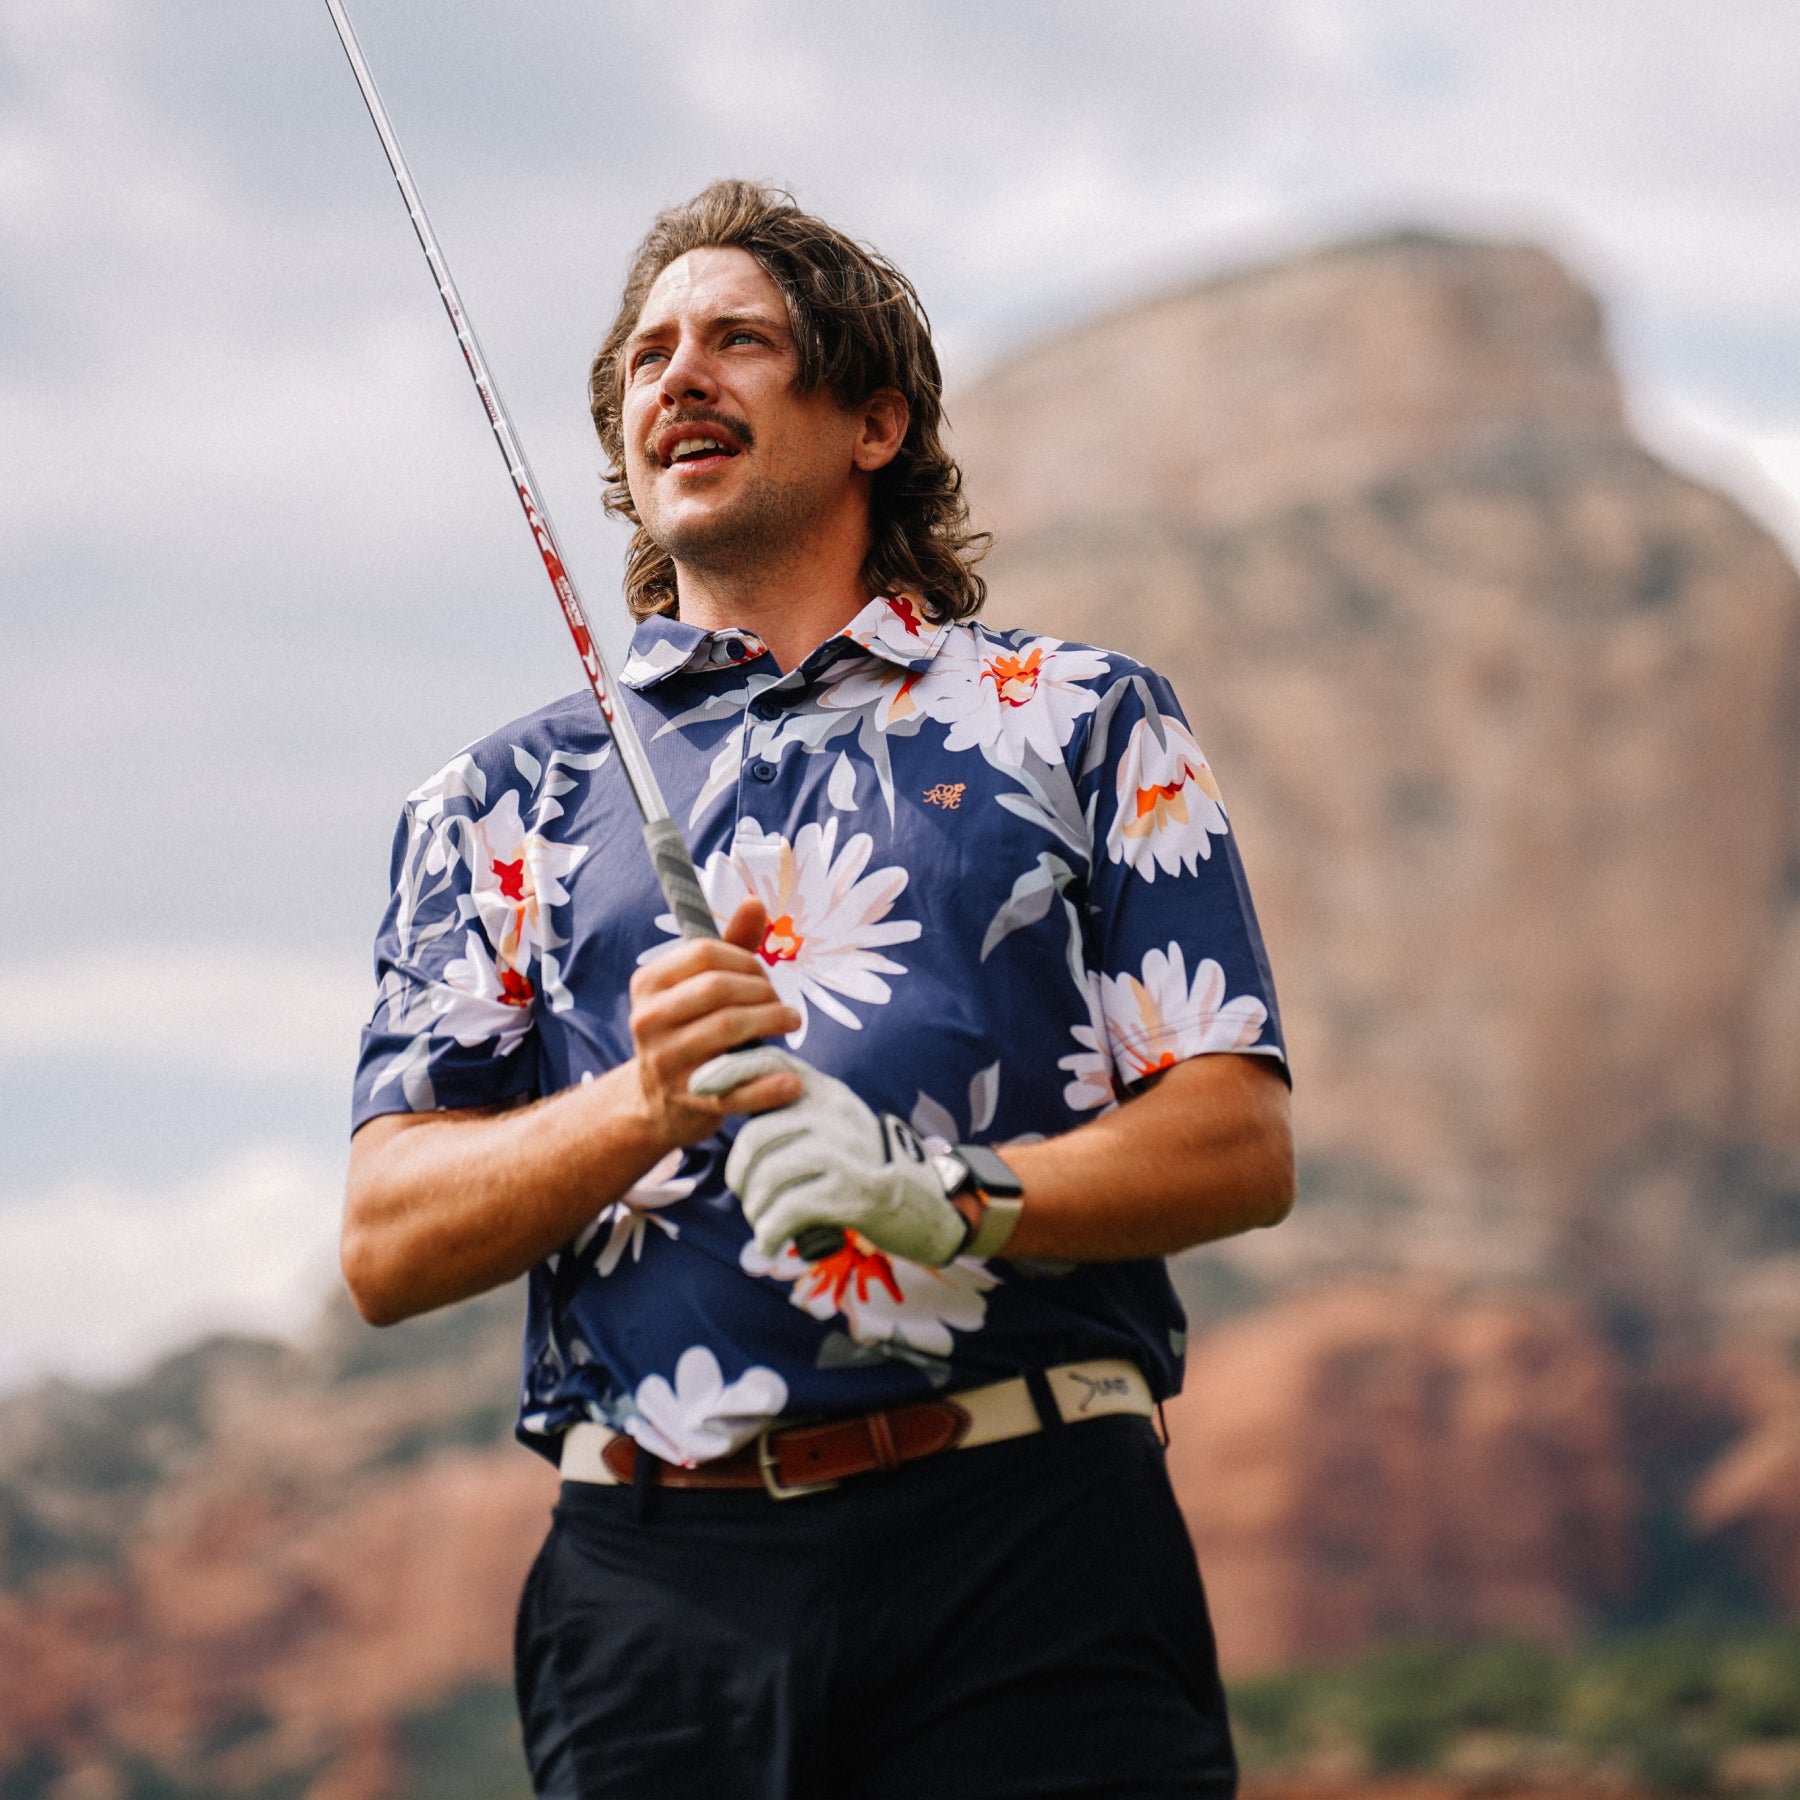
{"left": 589, "top": 180, "right": 989, "bottom": 623}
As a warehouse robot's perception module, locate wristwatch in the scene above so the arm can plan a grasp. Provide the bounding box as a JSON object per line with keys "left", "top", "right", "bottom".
{"left": 930, "top": 1143, "right": 1025, "bottom": 1260}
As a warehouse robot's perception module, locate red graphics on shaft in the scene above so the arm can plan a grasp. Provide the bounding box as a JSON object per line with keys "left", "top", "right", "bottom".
{"left": 323, "top": 0, "right": 845, "bottom": 1262}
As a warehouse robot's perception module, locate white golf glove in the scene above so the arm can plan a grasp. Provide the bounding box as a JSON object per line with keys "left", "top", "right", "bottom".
{"left": 687, "top": 1047, "right": 966, "bottom": 1266}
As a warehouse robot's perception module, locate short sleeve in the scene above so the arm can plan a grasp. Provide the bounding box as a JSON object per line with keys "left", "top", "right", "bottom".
{"left": 1073, "top": 666, "right": 1288, "bottom": 1091}
{"left": 351, "top": 753, "right": 544, "bottom": 1131}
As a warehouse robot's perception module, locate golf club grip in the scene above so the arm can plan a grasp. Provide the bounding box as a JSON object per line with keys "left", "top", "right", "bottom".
{"left": 641, "top": 819, "right": 847, "bottom": 1262}
{"left": 793, "top": 1225, "right": 847, "bottom": 1262}
{"left": 642, "top": 818, "right": 718, "bottom": 941}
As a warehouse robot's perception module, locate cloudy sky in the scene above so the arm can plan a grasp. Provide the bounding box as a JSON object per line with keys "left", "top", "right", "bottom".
{"left": 3, "top": 0, "right": 1797, "bottom": 1390}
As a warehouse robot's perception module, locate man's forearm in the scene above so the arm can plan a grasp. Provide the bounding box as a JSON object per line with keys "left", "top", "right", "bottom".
{"left": 997, "top": 1052, "right": 1293, "bottom": 1262}
{"left": 341, "top": 1062, "right": 668, "bottom": 1326}
{"left": 342, "top": 903, "right": 805, "bottom": 1327}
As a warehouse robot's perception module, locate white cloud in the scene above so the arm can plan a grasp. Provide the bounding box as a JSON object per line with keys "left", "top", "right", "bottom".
{"left": 0, "top": 1143, "right": 344, "bottom": 1393}
{"left": 1634, "top": 393, "right": 1800, "bottom": 564}
{"left": 0, "top": 945, "right": 373, "bottom": 1083}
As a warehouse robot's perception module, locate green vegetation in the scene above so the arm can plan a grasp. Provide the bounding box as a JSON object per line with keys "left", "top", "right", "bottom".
{"left": 1230, "top": 1623, "right": 1800, "bottom": 1795}
{"left": 397, "top": 1682, "right": 535, "bottom": 1800}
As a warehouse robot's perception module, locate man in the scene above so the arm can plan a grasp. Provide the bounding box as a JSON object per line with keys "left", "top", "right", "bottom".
{"left": 344, "top": 180, "right": 1293, "bottom": 1799}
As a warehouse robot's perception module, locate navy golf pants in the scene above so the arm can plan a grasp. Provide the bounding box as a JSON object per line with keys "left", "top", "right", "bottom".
{"left": 514, "top": 1414, "right": 1238, "bottom": 1798}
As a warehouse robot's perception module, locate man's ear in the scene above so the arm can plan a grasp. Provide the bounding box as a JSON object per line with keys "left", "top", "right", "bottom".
{"left": 852, "top": 388, "right": 910, "bottom": 472}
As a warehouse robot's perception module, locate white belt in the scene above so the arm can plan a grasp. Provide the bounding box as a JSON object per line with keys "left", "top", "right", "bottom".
{"left": 560, "top": 1357, "right": 1155, "bottom": 1497}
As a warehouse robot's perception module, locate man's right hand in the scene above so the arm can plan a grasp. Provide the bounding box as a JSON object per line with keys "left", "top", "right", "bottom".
{"left": 626, "top": 895, "right": 804, "bottom": 1149}
{"left": 342, "top": 895, "right": 800, "bottom": 1326}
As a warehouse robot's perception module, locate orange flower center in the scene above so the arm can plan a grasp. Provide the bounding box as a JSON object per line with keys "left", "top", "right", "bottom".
{"left": 499, "top": 967, "right": 535, "bottom": 1008}
{"left": 985, "top": 646, "right": 1043, "bottom": 707}
{"left": 492, "top": 856, "right": 527, "bottom": 901}
{"left": 759, "top": 914, "right": 805, "bottom": 965}
{"left": 806, "top": 1237, "right": 905, "bottom": 1310}
{"left": 1134, "top": 777, "right": 1188, "bottom": 819}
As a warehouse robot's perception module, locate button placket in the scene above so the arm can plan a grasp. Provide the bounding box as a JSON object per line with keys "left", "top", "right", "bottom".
{"left": 738, "top": 677, "right": 800, "bottom": 822}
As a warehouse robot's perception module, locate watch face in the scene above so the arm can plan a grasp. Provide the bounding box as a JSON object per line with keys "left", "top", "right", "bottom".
{"left": 959, "top": 1143, "right": 1025, "bottom": 1199}
{"left": 930, "top": 1150, "right": 971, "bottom": 1196}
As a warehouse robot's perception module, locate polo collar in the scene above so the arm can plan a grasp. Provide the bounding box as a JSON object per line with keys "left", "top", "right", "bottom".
{"left": 619, "top": 594, "right": 953, "bottom": 692}
{"left": 619, "top": 615, "right": 766, "bottom": 690}
{"left": 832, "top": 594, "right": 955, "bottom": 672}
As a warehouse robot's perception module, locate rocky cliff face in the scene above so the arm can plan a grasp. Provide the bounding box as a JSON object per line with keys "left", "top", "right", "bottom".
{"left": 0, "top": 1292, "right": 553, "bottom": 1800}
{"left": 1165, "top": 1286, "right": 1638, "bottom": 1675}
{"left": 956, "top": 232, "right": 1800, "bottom": 1337}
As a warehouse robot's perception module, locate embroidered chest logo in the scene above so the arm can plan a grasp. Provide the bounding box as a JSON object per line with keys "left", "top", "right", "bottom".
{"left": 923, "top": 782, "right": 966, "bottom": 810}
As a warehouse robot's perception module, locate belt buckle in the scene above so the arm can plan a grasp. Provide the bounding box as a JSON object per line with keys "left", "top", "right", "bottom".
{"left": 756, "top": 1422, "right": 839, "bottom": 1500}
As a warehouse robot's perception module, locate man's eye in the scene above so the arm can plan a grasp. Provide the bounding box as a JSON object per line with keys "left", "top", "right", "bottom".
{"left": 632, "top": 349, "right": 667, "bottom": 373}
{"left": 724, "top": 330, "right": 759, "bottom": 347}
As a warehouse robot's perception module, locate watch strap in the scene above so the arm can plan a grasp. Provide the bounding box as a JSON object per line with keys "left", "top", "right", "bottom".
{"left": 963, "top": 1194, "right": 1023, "bottom": 1259}
{"left": 936, "top": 1143, "right": 1024, "bottom": 1261}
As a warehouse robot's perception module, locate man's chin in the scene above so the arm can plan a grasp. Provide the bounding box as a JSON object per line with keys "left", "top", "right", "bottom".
{"left": 650, "top": 487, "right": 810, "bottom": 574}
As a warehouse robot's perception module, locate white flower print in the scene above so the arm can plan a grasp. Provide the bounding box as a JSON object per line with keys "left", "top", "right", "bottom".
{"left": 466, "top": 788, "right": 588, "bottom": 978}
{"left": 906, "top": 629, "right": 1111, "bottom": 767}
{"left": 620, "top": 635, "right": 692, "bottom": 686}
{"left": 839, "top": 593, "right": 944, "bottom": 660}
{"left": 1058, "top": 971, "right": 1119, "bottom": 1113}
{"left": 628, "top": 1346, "right": 789, "bottom": 1467}
{"left": 1106, "top": 714, "right": 1230, "bottom": 880}
{"left": 392, "top": 754, "right": 487, "bottom": 959}
{"left": 908, "top": 1061, "right": 1001, "bottom": 1152}
{"left": 817, "top": 656, "right": 932, "bottom": 733}
{"left": 652, "top": 817, "right": 920, "bottom": 1047}
{"left": 740, "top": 1234, "right": 995, "bottom": 1357}
{"left": 434, "top": 931, "right": 536, "bottom": 1053}
{"left": 572, "top": 1147, "right": 698, "bottom": 1276}
{"left": 827, "top": 752, "right": 859, "bottom": 811}
{"left": 1095, "top": 942, "right": 1271, "bottom": 1086}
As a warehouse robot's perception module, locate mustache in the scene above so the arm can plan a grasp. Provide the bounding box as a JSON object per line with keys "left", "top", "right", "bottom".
{"left": 655, "top": 407, "right": 755, "bottom": 465}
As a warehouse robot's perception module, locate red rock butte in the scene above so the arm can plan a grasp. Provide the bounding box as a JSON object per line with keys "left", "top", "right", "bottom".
{"left": 958, "top": 230, "right": 1800, "bottom": 1331}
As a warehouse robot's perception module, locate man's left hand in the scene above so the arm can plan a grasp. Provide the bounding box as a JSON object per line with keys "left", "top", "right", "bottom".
{"left": 688, "top": 1049, "right": 967, "bottom": 1265}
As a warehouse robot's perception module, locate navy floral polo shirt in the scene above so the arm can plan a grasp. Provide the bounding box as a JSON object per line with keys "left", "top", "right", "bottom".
{"left": 352, "top": 595, "right": 1286, "bottom": 1467}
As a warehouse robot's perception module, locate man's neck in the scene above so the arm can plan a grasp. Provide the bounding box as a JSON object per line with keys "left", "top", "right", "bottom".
{"left": 673, "top": 561, "right": 871, "bottom": 674}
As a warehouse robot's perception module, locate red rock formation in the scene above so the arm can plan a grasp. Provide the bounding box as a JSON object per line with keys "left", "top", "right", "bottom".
{"left": 1167, "top": 1286, "right": 1638, "bottom": 1675}
{"left": 0, "top": 1444, "right": 554, "bottom": 1798}
{"left": 955, "top": 232, "right": 1800, "bottom": 1330}
{"left": 1689, "top": 1343, "right": 1800, "bottom": 1612}
{"left": 0, "top": 1298, "right": 555, "bottom": 1798}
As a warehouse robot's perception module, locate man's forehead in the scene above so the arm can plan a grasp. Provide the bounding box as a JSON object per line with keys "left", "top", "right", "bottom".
{"left": 632, "top": 246, "right": 787, "bottom": 338}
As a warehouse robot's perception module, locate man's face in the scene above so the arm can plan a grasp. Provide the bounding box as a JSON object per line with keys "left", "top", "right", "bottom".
{"left": 621, "top": 246, "right": 874, "bottom": 578}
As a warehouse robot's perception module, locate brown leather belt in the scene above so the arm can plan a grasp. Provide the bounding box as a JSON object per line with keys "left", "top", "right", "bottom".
{"left": 559, "top": 1358, "right": 1155, "bottom": 1500}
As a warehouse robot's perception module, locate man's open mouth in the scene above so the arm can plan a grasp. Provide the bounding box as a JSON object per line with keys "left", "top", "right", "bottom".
{"left": 657, "top": 424, "right": 746, "bottom": 470}
{"left": 669, "top": 437, "right": 736, "bottom": 464}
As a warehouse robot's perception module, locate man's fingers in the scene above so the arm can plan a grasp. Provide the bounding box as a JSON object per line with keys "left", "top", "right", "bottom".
{"left": 722, "top": 895, "right": 769, "bottom": 954}
{"left": 629, "top": 933, "right": 769, "bottom": 998}
{"left": 752, "top": 1187, "right": 844, "bottom": 1258}
{"left": 724, "top": 1120, "right": 814, "bottom": 1198}
{"left": 732, "top": 1136, "right": 850, "bottom": 1224}
{"left": 634, "top": 968, "right": 787, "bottom": 1037}
{"left": 695, "top": 1073, "right": 798, "bottom": 1118}
{"left": 689, "top": 1046, "right": 803, "bottom": 1098}
{"left": 644, "top": 1005, "right": 800, "bottom": 1088}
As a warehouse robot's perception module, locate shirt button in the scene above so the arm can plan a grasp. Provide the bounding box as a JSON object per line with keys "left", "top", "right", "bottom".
{"left": 725, "top": 640, "right": 747, "bottom": 662}
{"left": 753, "top": 699, "right": 783, "bottom": 721}
{"left": 750, "top": 760, "right": 777, "bottom": 782}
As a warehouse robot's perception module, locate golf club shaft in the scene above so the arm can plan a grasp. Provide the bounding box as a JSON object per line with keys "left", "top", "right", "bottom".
{"left": 323, "top": 0, "right": 714, "bottom": 941}
{"left": 324, "top": 1, "right": 844, "bottom": 1263}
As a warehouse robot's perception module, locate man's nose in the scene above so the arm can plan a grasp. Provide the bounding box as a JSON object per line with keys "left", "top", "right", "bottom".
{"left": 657, "top": 335, "right": 716, "bottom": 406}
